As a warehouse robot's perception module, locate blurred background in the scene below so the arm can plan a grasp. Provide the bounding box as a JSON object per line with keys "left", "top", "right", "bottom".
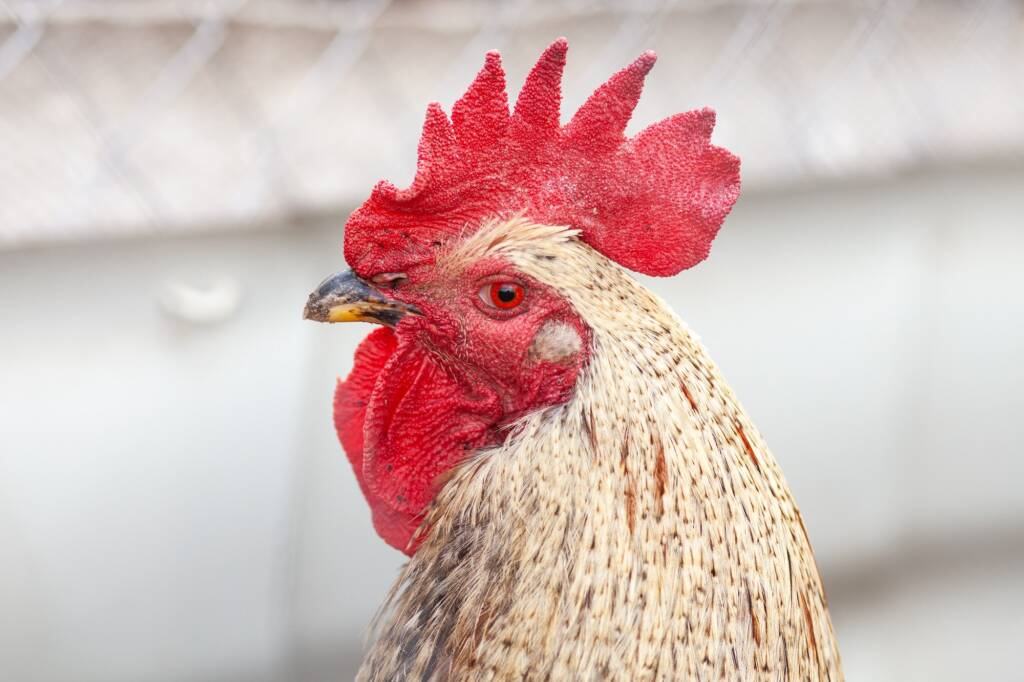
{"left": 1, "top": 0, "right": 1022, "bottom": 680}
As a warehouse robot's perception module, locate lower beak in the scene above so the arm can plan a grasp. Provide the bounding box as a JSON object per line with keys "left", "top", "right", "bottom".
{"left": 303, "top": 269, "right": 420, "bottom": 327}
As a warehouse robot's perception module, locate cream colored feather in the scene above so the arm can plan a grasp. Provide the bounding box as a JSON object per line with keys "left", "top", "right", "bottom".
{"left": 359, "top": 218, "right": 843, "bottom": 681}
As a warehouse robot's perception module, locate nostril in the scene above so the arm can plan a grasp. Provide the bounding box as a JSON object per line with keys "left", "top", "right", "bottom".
{"left": 371, "top": 272, "right": 408, "bottom": 289}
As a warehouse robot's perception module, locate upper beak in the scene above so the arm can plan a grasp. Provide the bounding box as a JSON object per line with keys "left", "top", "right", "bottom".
{"left": 303, "top": 269, "right": 420, "bottom": 327}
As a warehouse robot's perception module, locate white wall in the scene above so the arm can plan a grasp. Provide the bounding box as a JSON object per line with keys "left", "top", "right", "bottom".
{"left": 1, "top": 164, "right": 1022, "bottom": 681}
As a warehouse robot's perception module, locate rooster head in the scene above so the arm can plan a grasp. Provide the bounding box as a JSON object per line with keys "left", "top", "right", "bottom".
{"left": 304, "top": 38, "right": 740, "bottom": 554}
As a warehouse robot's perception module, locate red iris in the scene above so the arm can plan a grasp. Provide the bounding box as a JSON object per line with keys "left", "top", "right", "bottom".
{"left": 488, "top": 282, "right": 524, "bottom": 309}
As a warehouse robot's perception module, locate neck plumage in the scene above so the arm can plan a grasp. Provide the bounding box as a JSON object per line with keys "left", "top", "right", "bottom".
{"left": 358, "top": 241, "right": 842, "bottom": 682}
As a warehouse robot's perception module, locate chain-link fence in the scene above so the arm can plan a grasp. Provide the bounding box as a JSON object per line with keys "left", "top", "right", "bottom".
{"left": 2, "top": 0, "right": 1022, "bottom": 248}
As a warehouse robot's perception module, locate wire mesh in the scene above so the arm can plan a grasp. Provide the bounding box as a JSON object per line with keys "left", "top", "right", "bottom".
{"left": 1, "top": 0, "right": 1022, "bottom": 248}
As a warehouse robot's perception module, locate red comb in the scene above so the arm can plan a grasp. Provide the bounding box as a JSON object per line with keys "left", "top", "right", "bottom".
{"left": 344, "top": 38, "right": 740, "bottom": 277}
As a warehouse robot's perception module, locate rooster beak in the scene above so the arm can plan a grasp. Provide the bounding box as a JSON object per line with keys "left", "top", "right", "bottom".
{"left": 303, "top": 268, "right": 420, "bottom": 327}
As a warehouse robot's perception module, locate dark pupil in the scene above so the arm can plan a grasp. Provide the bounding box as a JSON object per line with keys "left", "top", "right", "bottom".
{"left": 497, "top": 285, "right": 517, "bottom": 303}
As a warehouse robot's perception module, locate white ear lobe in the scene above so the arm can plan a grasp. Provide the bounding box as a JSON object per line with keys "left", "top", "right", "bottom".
{"left": 527, "top": 320, "right": 582, "bottom": 364}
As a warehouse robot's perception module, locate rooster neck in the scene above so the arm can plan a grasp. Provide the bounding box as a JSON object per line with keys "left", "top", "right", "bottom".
{"left": 359, "top": 229, "right": 843, "bottom": 681}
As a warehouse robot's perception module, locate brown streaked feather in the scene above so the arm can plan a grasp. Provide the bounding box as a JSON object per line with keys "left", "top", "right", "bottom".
{"left": 359, "top": 218, "right": 843, "bottom": 681}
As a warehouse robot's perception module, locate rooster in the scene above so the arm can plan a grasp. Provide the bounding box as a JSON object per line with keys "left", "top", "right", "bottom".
{"left": 304, "top": 39, "right": 842, "bottom": 681}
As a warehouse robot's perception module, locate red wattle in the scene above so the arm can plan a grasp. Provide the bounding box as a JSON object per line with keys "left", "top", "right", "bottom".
{"left": 334, "top": 328, "right": 420, "bottom": 552}
{"left": 334, "top": 326, "right": 504, "bottom": 554}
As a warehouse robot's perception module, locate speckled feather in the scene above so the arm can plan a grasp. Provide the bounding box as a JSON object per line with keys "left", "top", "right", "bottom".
{"left": 358, "top": 219, "right": 843, "bottom": 681}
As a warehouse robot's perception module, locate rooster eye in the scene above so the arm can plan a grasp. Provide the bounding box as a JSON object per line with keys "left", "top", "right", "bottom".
{"left": 480, "top": 282, "right": 525, "bottom": 310}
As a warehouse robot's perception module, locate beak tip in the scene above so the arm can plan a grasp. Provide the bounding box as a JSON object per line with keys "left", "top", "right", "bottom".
{"left": 303, "top": 290, "right": 330, "bottom": 323}
{"left": 303, "top": 305, "right": 327, "bottom": 323}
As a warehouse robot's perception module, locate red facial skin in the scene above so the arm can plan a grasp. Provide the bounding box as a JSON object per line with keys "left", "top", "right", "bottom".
{"left": 334, "top": 257, "right": 589, "bottom": 554}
